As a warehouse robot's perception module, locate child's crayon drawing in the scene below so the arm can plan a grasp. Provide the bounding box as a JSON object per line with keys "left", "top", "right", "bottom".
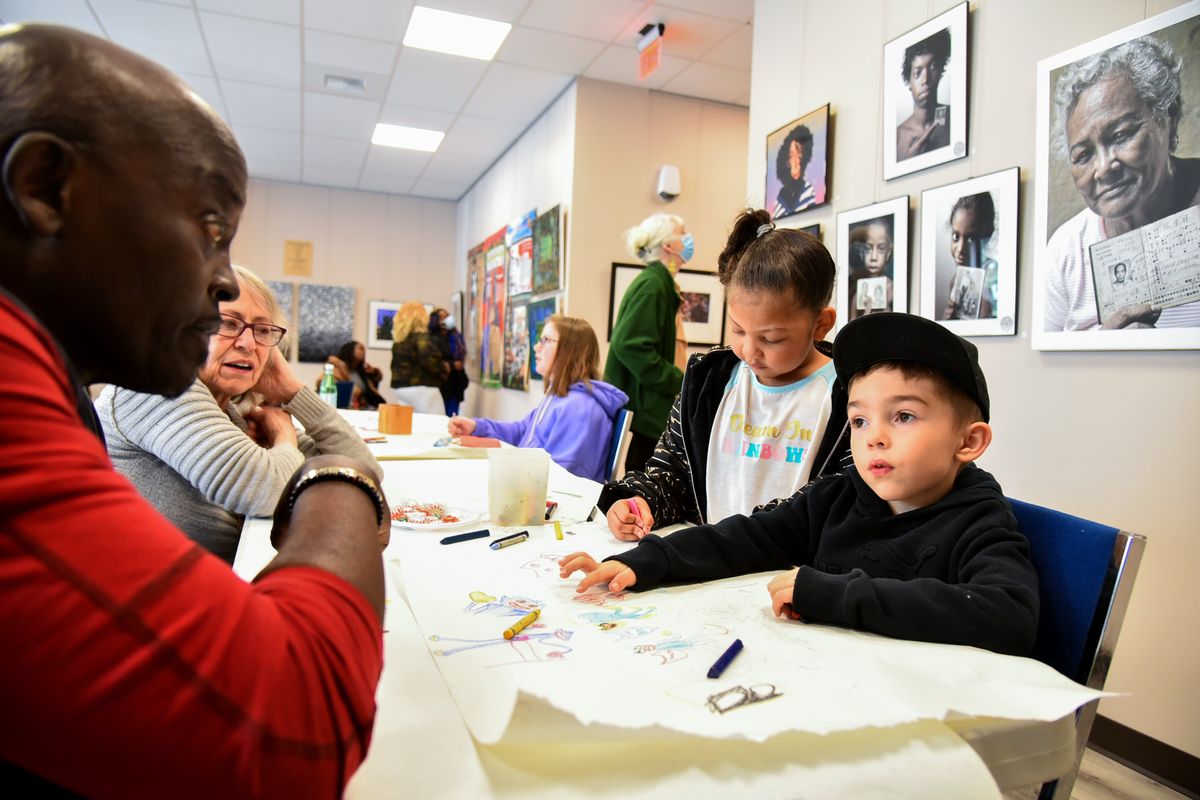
{"left": 429, "top": 627, "right": 574, "bottom": 663}
{"left": 464, "top": 591, "right": 542, "bottom": 617}
{"left": 578, "top": 605, "right": 656, "bottom": 625}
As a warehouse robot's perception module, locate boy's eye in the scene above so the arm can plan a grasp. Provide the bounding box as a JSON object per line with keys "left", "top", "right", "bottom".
{"left": 850, "top": 417, "right": 867, "bottom": 429}
{"left": 895, "top": 411, "right": 915, "bottom": 423}
{"left": 762, "top": 337, "right": 782, "bottom": 345}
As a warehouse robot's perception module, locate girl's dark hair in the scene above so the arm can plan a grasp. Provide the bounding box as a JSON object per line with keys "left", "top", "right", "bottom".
{"left": 337, "top": 341, "right": 362, "bottom": 368}
{"left": 716, "top": 208, "right": 835, "bottom": 310}
{"left": 949, "top": 192, "right": 996, "bottom": 240}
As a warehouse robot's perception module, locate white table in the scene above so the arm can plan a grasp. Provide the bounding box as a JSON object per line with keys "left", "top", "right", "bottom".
{"left": 234, "top": 415, "right": 1076, "bottom": 798}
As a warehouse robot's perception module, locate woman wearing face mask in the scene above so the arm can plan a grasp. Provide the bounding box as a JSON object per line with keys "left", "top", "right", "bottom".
{"left": 604, "top": 213, "right": 692, "bottom": 473}
{"left": 95, "top": 266, "right": 380, "bottom": 562}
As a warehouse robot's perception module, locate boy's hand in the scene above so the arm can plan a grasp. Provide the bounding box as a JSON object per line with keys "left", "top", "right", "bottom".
{"left": 768, "top": 568, "right": 802, "bottom": 620}
{"left": 606, "top": 497, "right": 653, "bottom": 541}
{"left": 559, "top": 552, "right": 638, "bottom": 594}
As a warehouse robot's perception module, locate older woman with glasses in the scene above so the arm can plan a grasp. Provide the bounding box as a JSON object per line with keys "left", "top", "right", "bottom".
{"left": 96, "top": 265, "right": 379, "bottom": 562}
{"left": 447, "top": 315, "right": 627, "bottom": 482}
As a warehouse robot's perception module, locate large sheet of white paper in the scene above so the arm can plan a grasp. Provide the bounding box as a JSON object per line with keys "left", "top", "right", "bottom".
{"left": 393, "top": 522, "right": 1104, "bottom": 746}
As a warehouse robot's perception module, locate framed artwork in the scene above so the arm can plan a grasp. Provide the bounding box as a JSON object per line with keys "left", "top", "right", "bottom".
{"left": 1033, "top": 1, "right": 1200, "bottom": 351}
{"left": 266, "top": 280, "right": 295, "bottom": 360}
{"left": 450, "top": 290, "right": 464, "bottom": 330}
{"left": 608, "top": 264, "right": 727, "bottom": 347}
{"left": 366, "top": 300, "right": 400, "bottom": 350}
{"left": 502, "top": 299, "right": 529, "bottom": 391}
{"left": 506, "top": 209, "right": 536, "bottom": 297}
{"left": 765, "top": 104, "right": 831, "bottom": 219}
{"left": 835, "top": 197, "right": 910, "bottom": 331}
{"left": 882, "top": 2, "right": 968, "bottom": 180}
{"left": 480, "top": 227, "right": 507, "bottom": 387}
{"left": 799, "top": 223, "right": 822, "bottom": 241}
{"left": 920, "top": 167, "right": 1020, "bottom": 337}
{"left": 466, "top": 242, "right": 485, "bottom": 377}
{"left": 528, "top": 296, "right": 558, "bottom": 382}
{"left": 298, "top": 284, "right": 355, "bottom": 363}
{"left": 532, "top": 205, "right": 561, "bottom": 294}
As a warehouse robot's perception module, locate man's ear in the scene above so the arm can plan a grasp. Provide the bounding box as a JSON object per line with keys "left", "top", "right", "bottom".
{"left": 2, "top": 132, "right": 75, "bottom": 236}
{"left": 956, "top": 421, "right": 992, "bottom": 464}
{"left": 813, "top": 306, "right": 836, "bottom": 341}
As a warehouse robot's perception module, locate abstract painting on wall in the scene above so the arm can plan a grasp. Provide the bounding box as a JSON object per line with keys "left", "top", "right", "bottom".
{"left": 480, "top": 227, "right": 507, "bottom": 387}
{"left": 298, "top": 283, "right": 355, "bottom": 363}
{"left": 532, "top": 205, "right": 561, "bottom": 294}
{"left": 267, "top": 280, "right": 295, "bottom": 360}
{"left": 503, "top": 299, "right": 529, "bottom": 391}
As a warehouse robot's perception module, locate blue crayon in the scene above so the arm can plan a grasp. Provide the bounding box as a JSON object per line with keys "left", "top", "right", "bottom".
{"left": 706, "top": 638, "right": 744, "bottom": 679}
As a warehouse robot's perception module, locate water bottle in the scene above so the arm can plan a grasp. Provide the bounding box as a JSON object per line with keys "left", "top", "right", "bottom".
{"left": 319, "top": 363, "right": 338, "bottom": 408}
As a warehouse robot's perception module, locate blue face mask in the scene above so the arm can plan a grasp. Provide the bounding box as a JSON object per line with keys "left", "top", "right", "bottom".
{"left": 678, "top": 233, "right": 695, "bottom": 263}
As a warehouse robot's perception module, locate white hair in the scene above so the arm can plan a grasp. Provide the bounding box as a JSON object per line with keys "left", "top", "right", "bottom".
{"left": 624, "top": 213, "right": 684, "bottom": 263}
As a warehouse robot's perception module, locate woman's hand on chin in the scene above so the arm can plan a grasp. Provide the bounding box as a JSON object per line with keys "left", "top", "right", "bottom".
{"left": 253, "top": 348, "right": 304, "bottom": 404}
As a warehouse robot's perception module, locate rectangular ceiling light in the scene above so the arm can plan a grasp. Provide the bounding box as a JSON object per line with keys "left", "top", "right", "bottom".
{"left": 403, "top": 6, "right": 511, "bottom": 60}
{"left": 372, "top": 123, "right": 444, "bottom": 152}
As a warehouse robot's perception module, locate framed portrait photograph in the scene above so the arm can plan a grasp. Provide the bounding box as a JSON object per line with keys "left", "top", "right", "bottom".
{"left": 366, "top": 300, "right": 401, "bottom": 350}
{"left": 799, "top": 223, "right": 822, "bottom": 241}
{"left": 882, "top": 2, "right": 968, "bottom": 180}
{"left": 608, "top": 264, "right": 727, "bottom": 347}
{"left": 765, "top": 104, "right": 831, "bottom": 219}
{"left": 920, "top": 167, "right": 1020, "bottom": 337}
{"left": 1033, "top": 1, "right": 1200, "bottom": 350}
{"left": 835, "top": 197, "right": 910, "bottom": 332}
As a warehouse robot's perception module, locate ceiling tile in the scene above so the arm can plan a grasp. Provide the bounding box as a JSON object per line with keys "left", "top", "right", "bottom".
{"left": 357, "top": 171, "right": 417, "bottom": 195}
{"left": 660, "top": 60, "right": 748, "bottom": 104}
{"left": 233, "top": 125, "right": 302, "bottom": 162}
{"left": 386, "top": 46, "right": 488, "bottom": 112}
{"left": 362, "top": 145, "right": 432, "bottom": 178}
{"left": 303, "top": 92, "right": 381, "bottom": 139}
{"left": 246, "top": 157, "right": 302, "bottom": 183}
{"left": 378, "top": 105, "right": 457, "bottom": 132}
{"left": 304, "top": 134, "right": 369, "bottom": 170}
{"left": 615, "top": 4, "right": 741, "bottom": 61}
{"left": 201, "top": 12, "right": 300, "bottom": 88}
{"left": 495, "top": 26, "right": 605, "bottom": 74}
{"left": 700, "top": 21, "right": 751, "bottom": 69}
{"left": 519, "top": 0, "right": 645, "bottom": 42}
{"left": 584, "top": 44, "right": 690, "bottom": 90}
{"left": 420, "top": 151, "right": 494, "bottom": 183}
{"left": 0, "top": 0, "right": 105, "bottom": 35}
{"left": 304, "top": 0, "right": 413, "bottom": 42}
{"left": 417, "top": 0, "right": 528, "bottom": 24}
{"left": 656, "top": 0, "right": 753, "bottom": 23}
{"left": 90, "top": 0, "right": 212, "bottom": 75}
{"left": 178, "top": 72, "right": 229, "bottom": 122}
{"left": 302, "top": 164, "right": 361, "bottom": 188}
{"left": 408, "top": 177, "right": 469, "bottom": 201}
{"left": 460, "top": 62, "right": 572, "bottom": 124}
{"left": 196, "top": 0, "right": 300, "bottom": 25}
{"left": 438, "top": 114, "right": 527, "bottom": 159}
{"left": 222, "top": 80, "right": 301, "bottom": 131}
{"left": 305, "top": 29, "right": 398, "bottom": 75}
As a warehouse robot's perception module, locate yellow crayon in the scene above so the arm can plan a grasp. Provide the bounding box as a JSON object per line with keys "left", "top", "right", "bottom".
{"left": 503, "top": 608, "right": 540, "bottom": 640}
{"left": 554, "top": 520, "right": 563, "bottom": 540}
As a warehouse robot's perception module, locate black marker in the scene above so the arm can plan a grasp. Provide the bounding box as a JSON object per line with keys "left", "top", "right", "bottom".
{"left": 440, "top": 529, "right": 489, "bottom": 545}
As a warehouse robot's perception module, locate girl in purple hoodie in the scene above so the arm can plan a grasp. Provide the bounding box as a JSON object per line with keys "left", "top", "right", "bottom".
{"left": 447, "top": 316, "right": 628, "bottom": 482}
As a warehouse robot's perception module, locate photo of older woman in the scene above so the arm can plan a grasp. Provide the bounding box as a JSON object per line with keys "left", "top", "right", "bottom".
{"left": 1042, "top": 28, "right": 1200, "bottom": 334}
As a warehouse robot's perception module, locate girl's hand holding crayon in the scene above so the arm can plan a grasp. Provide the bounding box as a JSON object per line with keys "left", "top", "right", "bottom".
{"left": 767, "top": 568, "right": 802, "bottom": 620}
{"left": 559, "top": 552, "right": 639, "bottom": 594}
{"left": 606, "top": 496, "right": 653, "bottom": 541}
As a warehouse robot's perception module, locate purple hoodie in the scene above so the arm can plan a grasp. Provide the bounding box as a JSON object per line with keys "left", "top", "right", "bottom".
{"left": 472, "top": 380, "right": 629, "bottom": 482}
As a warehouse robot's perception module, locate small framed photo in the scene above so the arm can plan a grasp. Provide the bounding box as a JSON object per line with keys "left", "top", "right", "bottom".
{"left": 920, "top": 167, "right": 1020, "bottom": 337}
{"left": 835, "top": 197, "right": 910, "bottom": 331}
{"left": 799, "top": 223, "right": 822, "bottom": 241}
{"left": 609, "top": 264, "right": 728, "bottom": 347}
{"left": 765, "top": 104, "right": 831, "bottom": 219}
{"left": 882, "top": 2, "right": 968, "bottom": 180}
{"left": 1032, "top": 2, "right": 1200, "bottom": 350}
{"left": 366, "top": 300, "right": 402, "bottom": 350}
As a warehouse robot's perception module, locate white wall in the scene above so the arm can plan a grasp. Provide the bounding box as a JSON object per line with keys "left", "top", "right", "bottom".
{"left": 749, "top": 0, "right": 1200, "bottom": 756}
{"left": 455, "top": 82, "right": 578, "bottom": 422}
{"left": 231, "top": 179, "right": 457, "bottom": 389}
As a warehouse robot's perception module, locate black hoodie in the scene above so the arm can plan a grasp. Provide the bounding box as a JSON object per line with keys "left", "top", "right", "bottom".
{"left": 607, "top": 463, "right": 1039, "bottom": 657}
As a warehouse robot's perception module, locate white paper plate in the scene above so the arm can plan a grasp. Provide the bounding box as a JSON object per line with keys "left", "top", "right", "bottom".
{"left": 390, "top": 502, "right": 482, "bottom": 531}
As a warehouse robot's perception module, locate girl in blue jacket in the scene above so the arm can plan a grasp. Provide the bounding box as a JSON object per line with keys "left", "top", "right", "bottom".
{"left": 448, "top": 316, "right": 628, "bottom": 482}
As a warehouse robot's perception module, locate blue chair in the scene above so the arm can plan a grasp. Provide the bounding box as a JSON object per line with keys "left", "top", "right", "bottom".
{"left": 604, "top": 409, "right": 634, "bottom": 483}
{"left": 1008, "top": 499, "right": 1146, "bottom": 800}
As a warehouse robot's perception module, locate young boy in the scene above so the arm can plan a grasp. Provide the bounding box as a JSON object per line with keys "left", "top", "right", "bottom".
{"left": 560, "top": 313, "right": 1038, "bottom": 657}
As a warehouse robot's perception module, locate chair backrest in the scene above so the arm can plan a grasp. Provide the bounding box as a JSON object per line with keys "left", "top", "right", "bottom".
{"left": 1008, "top": 498, "right": 1145, "bottom": 800}
{"left": 605, "top": 409, "right": 634, "bottom": 483}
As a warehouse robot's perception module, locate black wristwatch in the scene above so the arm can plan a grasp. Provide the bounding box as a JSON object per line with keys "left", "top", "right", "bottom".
{"left": 284, "top": 466, "right": 388, "bottom": 527}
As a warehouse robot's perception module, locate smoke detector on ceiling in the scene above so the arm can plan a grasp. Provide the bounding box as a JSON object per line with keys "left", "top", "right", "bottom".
{"left": 324, "top": 74, "right": 366, "bottom": 94}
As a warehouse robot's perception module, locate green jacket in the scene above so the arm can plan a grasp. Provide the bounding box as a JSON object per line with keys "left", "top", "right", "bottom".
{"left": 603, "top": 261, "right": 683, "bottom": 440}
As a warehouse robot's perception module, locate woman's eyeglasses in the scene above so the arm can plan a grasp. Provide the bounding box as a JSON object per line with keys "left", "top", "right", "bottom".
{"left": 216, "top": 313, "right": 286, "bottom": 347}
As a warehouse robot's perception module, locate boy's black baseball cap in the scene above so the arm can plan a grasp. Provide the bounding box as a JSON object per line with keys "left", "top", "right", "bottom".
{"left": 832, "top": 313, "right": 990, "bottom": 422}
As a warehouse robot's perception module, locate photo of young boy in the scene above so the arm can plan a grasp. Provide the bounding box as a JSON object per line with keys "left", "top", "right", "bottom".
{"left": 561, "top": 312, "right": 1038, "bottom": 656}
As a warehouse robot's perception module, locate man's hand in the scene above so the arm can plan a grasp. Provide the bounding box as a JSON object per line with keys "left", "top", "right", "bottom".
{"left": 767, "top": 568, "right": 802, "bottom": 620}
{"left": 606, "top": 497, "right": 653, "bottom": 541}
{"left": 559, "top": 552, "right": 638, "bottom": 594}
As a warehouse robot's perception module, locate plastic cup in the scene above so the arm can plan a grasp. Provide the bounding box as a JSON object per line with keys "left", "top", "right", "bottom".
{"left": 487, "top": 448, "right": 550, "bottom": 526}
{"left": 335, "top": 381, "right": 354, "bottom": 409}
{"left": 378, "top": 403, "right": 414, "bottom": 434}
